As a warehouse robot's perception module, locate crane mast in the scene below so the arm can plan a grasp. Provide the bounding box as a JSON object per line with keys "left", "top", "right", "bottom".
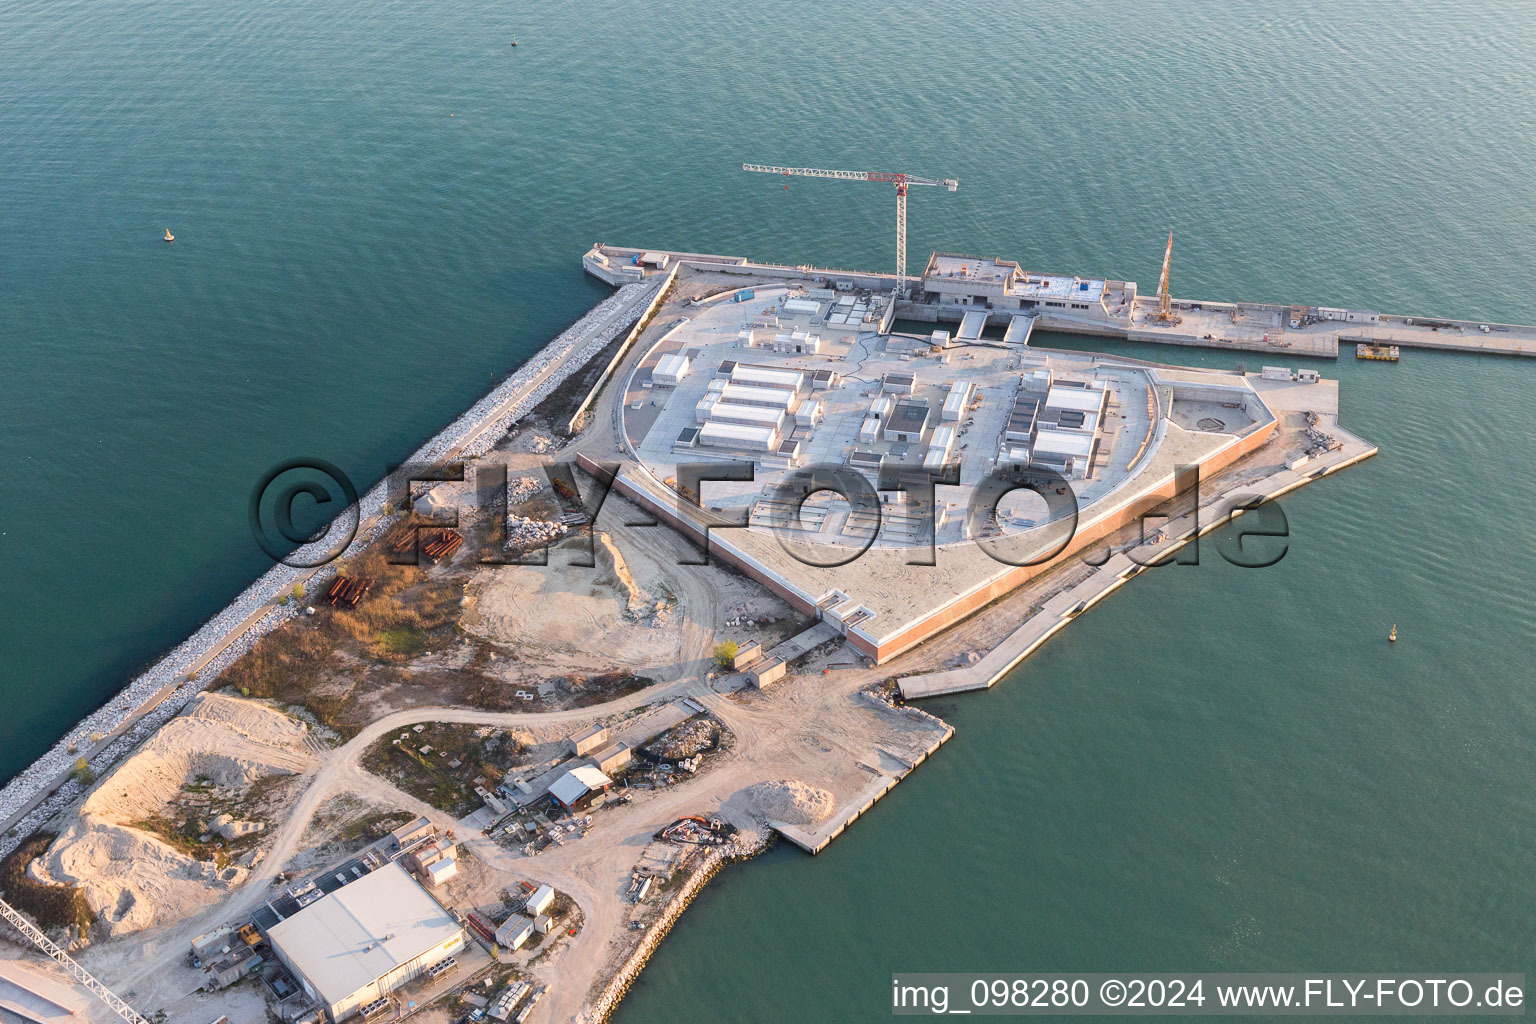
{"left": 1156, "top": 230, "right": 1175, "bottom": 323}
{"left": 741, "top": 164, "right": 958, "bottom": 289}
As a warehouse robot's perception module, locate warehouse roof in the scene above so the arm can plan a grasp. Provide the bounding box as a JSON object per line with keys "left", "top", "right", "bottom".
{"left": 887, "top": 399, "right": 931, "bottom": 434}
{"left": 265, "top": 864, "right": 461, "bottom": 1007}
{"left": 549, "top": 766, "right": 612, "bottom": 807}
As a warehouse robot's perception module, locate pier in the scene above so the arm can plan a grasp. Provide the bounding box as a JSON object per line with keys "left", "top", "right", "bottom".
{"left": 770, "top": 711, "right": 954, "bottom": 854}
{"left": 584, "top": 243, "right": 1536, "bottom": 360}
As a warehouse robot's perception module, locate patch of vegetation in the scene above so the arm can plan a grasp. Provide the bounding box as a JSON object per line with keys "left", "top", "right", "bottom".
{"left": 712, "top": 640, "right": 738, "bottom": 669}
{"left": 361, "top": 724, "right": 529, "bottom": 817}
{"left": 0, "top": 834, "right": 95, "bottom": 934}
{"left": 70, "top": 758, "right": 95, "bottom": 786}
{"left": 376, "top": 627, "right": 428, "bottom": 659}
{"left": 217, "top": 546, "right": 469, "bottom": 734}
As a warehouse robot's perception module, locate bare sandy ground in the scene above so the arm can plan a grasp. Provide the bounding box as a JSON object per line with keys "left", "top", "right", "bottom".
{"left": 460, "top": 511, "right": 795, "bottom": 682}
{"left": 37, "top": 695, "right": 317, "bottom": 938}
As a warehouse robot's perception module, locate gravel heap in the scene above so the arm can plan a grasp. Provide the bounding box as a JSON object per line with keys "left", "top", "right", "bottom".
{"left": 747, "top": 779, "right": 835, "bottom": 826}
{"left": 507, "top": 474, "right": 541, "bottom": 504}
{"left": 644, "top": 717, "right": 721, "bottom": 760}
{"left": 0, "top": 277, "right": 664, "bottom": 859}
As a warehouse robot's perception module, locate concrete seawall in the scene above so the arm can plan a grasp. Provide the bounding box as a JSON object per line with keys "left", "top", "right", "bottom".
{"left": 0, "top": 277, "right": 665, "bottom": 857}
{"left": 586, "top": 243, "right": 1536, "bottom": 360}
{"left": 898, "top": 423, "right": 1378, "bottom": 700}
{"left": 770, "top": 704, "right": 955, "bottom": 854}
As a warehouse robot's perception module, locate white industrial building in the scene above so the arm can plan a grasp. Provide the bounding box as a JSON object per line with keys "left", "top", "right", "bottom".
{"left": 730, "top": 364, "right": 805, "bottom": 391}
{"left": 524, "top": 884, "right": 555, "bottom": 918}
{"left": 653, "top": 353, "right": 691, "bottom": 387}
{"left": 548, "top": 765, "right": 613, "bottom": 812}
{"left": 716, "top": 382, "right": 798, "bottom": 412}
{"left": 699, "top": 420, "right": 780, "bottom": 452}
{"left": 1030, "top": 428, "right": 1098, "bottom": 478}
{"left": 495, "top": 915, "right": 535, "bottom": 951}
{"left": 706, "top": 402, "right": 786, "bottom": 430}
{"left": 942, "top": 381, "right": 974, "bottom": 421}
{"left": 883, "top": 399, "right": 931, "bottom": 443}
{"left": 265, "top": 864, "right": 465, "bottom": 1022}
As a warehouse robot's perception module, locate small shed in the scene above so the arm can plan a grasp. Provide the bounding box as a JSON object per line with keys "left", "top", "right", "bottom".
{"left": 494, "top": 916, "right": 535, "bottom": 951}
{"left": 524, "top": 884, "right": 556, "bottom": 918}
{"left": 566, "top": 725, "right": 609, "bottom": 758}
{"left": 730, "top": 641, "right": 762, "bottom": 671}
{"left": 750, "top": 658, "right": 787, "bottom": 688}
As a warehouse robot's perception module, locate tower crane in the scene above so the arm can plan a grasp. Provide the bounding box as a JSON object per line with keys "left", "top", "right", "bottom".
{"left": 1155, "top": 229, "right": 1177, "bottom": 323}
{"left": 742, "top": 164, "right": 958, "bottom": 289}
{"left": 0, "top": 896, "right": 150, "bottom": 1024}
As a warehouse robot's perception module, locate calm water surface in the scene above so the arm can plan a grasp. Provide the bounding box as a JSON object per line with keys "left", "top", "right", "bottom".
{"left": 2, "top": 1, "right": 1533, "bottom": 1019}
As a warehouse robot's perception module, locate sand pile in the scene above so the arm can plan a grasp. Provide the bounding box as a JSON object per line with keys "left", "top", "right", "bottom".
{"left": 593, "top": 532, "right": 651, "bottom": 618}
{"left": 38, "top": 694, "right": 317, "bottom": 938}
{"left": 747, "top": 780, "right": 834, "bottom": 825}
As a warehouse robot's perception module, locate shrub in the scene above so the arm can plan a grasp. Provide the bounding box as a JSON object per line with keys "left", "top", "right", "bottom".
{"left": 713, "top": 640, "right": 739, "bottom": 670}
{"left": 70, "top": 759, "right": 95, "bottom": 787}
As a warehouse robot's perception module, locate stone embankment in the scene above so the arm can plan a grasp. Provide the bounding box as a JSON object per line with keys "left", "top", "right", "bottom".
{"left": 0, "top": 279, "right": 661, "bottom": 857}
{"left": 577, "top": 830, "right": 770, "bottom": 1024}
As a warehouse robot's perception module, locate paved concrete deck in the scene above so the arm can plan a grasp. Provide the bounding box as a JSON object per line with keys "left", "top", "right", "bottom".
{"left": 771, "top": 712, "right": 954, "bottom": 853}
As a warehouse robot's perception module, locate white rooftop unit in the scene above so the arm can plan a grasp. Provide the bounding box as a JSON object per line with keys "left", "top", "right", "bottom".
{"left": 782, "top": 298, "right": 822, "bottom": 314}
{"left": 1045, "top": 385, "right": 1106, "bottom": 413}
{"left": 707, "top": 402, "right": 786, "bottom": 429}
{"left": 730, "top": 365, "right": 805, "bottom": 391}
{"left": 653, "top": 353, "right": 691, "bottom": 387}
{"left": 928, "top": 424, "right": 957, "bottom": 461}
{"left": 718, "top": 382, "right": 798, "bottom": 411}
{"left": 424, "top": 857, "right": 459, "bottom": 887}
{"left": 695, "top": 392, "right": 719, "bottom": 418}
{"left": 794, "top": 399, "right": 822, "bottom": 427}
{"left": 858, "top": 416, "right": 881, "bottom": 444}
{"left": 942, "top": 381, "right": 974, "bottom": 421}
{"left": 699, "top": 420, "right": 779, "bottom": 451}
{"left": 1033, "top": 428, "right": 1097, "bottom": 458}
{"left": 867, "top": 394, "right": 893, "bottom": 418}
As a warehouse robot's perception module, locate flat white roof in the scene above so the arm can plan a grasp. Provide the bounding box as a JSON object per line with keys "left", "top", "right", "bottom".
{"left": 942, "top": 381, "right": 973, "bottom": 414}
{"left": 1032, "top": 428, "right": 1097, "bottom": 458}
{"left": 266, "top": 864, "right": 461, "bottom": 1007}
{"left": 730, "top": 365, "right": 804, "bottom": 389}
{"left": 706, "top": 402, "right": 785, "bottom": 426}
{"left": 655, "top": 353, "right": 690, "bottom": 375}
{"left": 699, "top": 421, "right": 777, "bottom": 445}
{"left": 782, "top": 298, "right": 821, "bottom": 314}
{"left": 1046, "top": 386, "right": 1105, "bottom": 413}
{"left": 718, "top": 383, "right": 796, "bottom": 408}
{"left": 1012, "top": 273, "right": 1106, "bottom": 303}
{"left": 927, "top": 254, "right": 1013, "bottom": 283}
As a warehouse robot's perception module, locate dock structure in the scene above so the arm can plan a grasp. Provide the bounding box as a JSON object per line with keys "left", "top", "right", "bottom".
{"left": 585, "top": 243, "right": 1536, "bottom": 360}
{"left": 898, "top": 394, "right": 1377, "bottom": 700}
{"left": 770, "top": 716, "right": 954, "bottom": 854}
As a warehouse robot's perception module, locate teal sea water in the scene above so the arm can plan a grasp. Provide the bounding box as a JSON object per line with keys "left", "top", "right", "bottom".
{"left": 3, "top": 0, "right": 1534, "bottom": 1017}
